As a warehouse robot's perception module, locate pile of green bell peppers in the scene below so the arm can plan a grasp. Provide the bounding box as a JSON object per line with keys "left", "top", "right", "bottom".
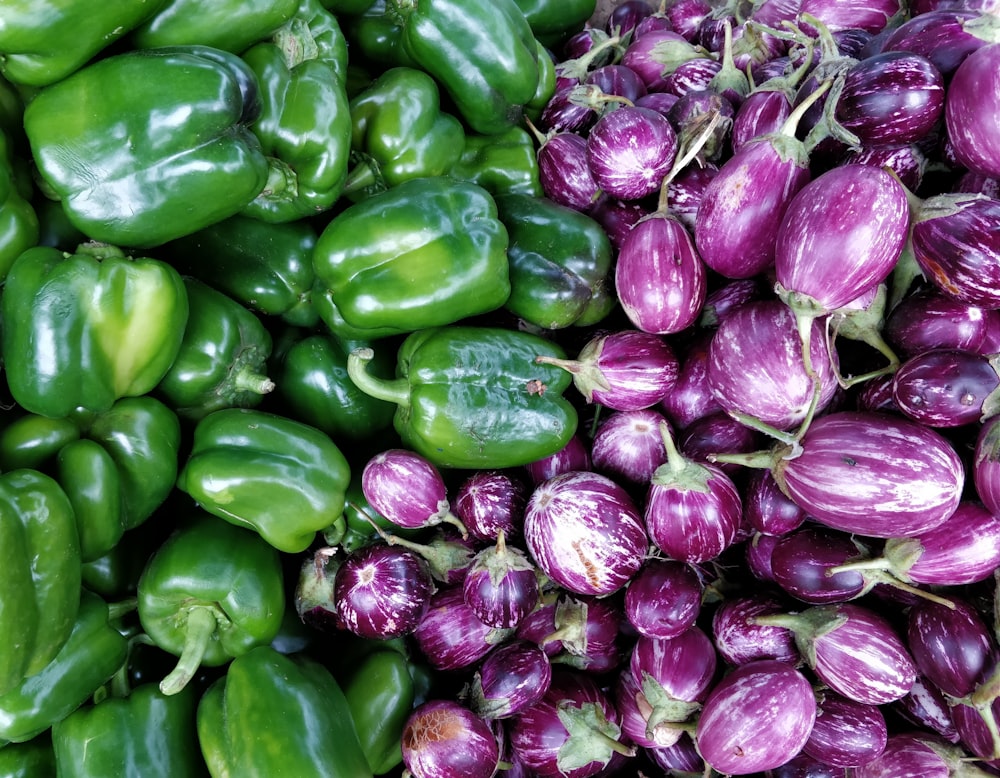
{"left": 0, "top": 0, "right": 601, "bottom": 772}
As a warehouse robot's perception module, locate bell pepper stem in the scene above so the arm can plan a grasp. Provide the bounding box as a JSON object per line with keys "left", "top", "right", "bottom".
{"left": 347, "top": 348, "right": 410, "bottom": 407}
{"left": 159, "top": 605, "right": 221, "bottom": 696}
{"left": 232, "top": 366, "right": 276, "bottom": 395}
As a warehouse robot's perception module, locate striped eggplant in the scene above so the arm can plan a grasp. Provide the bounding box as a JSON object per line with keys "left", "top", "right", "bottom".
{"left": 896, "top": 348, "right": 1000, "bottom": 427}
{"left": 660, "top": 331, "right": 722, "bottom": 430}
{"left": 679, "top": 409, "right": 761, "bottom": 477}
{"left": 854, "top": 733, "right": 994, "bottom": 778}
{"left": 586, "top": 105, "right": 679, "bottom": 201}
{"left": 894, "top": 675, "right": 962, "bottom": 744}
{"left": 362, "top": 448, "right": 466, "bottom": 535}
{"left": 730, "top": 89, "right": 793, "bottom": 152}
{"left": 883, "top": 285, "right": 990, "bottom": 359}
{"left": 401, "top": 700, "right": 500, "bottom": 778}
{"left": 413, "top": 585, "right": 514, "bottom": 671}
{"left": 453, "top": 469, "right": 528, "bottom": 543}
{"left": 621, "top": 28, "right": 704, "bottom": 92}
{"left": 536, "top": 131, "right": 600, "bottom": 212}
{"left": 907, "top": 596, "right": 997, "bottom": 698}
{"left": 770, "top": 411, "right": 965, "bottom": 538}
{"left": 664, "top": 162, "right": 718, "bottom": 234}
{"left": 945, "top": 42, "right": 1000, "bottom": 178}
{"left": 616, "top": 669, "right": 684, "bottom": 749}
{"left": 798, "top": 0, "right": 906, "bottom": 33}
{"left": 624, "top": 558, "right": 703, "bottom": 640}
{"left": 841, "top": 142, "right": 927, "bottom": 191}
{"left": 700, "top": 277, "right": 768, "bottom": 327}
{"left": 667, "top": 0, "right": 713, "bottom": 41}
{"left": 879, "top": 9, "right": 990, "bottom": 78}
{"left": 911, "top": 193, "right": 1000, "bottom": 308}
{"left": 711, "top": 593, "right": 801, "bottom": 666}
{"left": 590, "top": 408, "right": 670, "bottom": 485}
{"left": 462, "top": 531, "right": 539, "bottom": 629}
{"left": 522, "top": 470, "right": 648, "bottom": 596}
{"left": 974, "top": 415, "right": 1000, "bottom": 515}
{"left": 541, "top": 595, "right": 624, "bottom": 674}
{"left": 664, "top": 57, "right": 722, "bottom": 97}
{"left": 801, "top": 691, "right": 888, "bottom": 768}
{"left": 524, "top": 433, "right": 591, "bottom": 486}
{"left": 744, "top": 531, "right": 782, "bottom": 584}
{"left": 695, "top": 659, "right": 818, "bottom": 775}
{"left": 469, "top": 639, "right": 552, "bottom": 720}
{"left": 742, "top": 468, "right": 808, "bottom": 536}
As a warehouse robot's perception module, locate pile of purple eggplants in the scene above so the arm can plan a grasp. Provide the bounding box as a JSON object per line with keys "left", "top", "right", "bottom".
{"left": 297, "top": 0, "right": 1000, "bottom": 775}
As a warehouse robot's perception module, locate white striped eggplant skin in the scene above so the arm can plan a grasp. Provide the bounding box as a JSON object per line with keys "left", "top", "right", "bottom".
{"left": 774, "top": 164, "right": 909, "bottom": 312}
{"left": 695, "top": 659, "right": 818, "bottom": 775}
{"left": 585, "top": 105, "right": 678, "bottom": 201}
{"left": 880, "top": 9, "right": 985, "bottom": 79}
{"left": 772, "top": 411, "right": 965, "bottom": 538}
{"left": 945, "top": 42, "right": 1000, "bottom": 179}
{"left": 853, "top": 734, "right": 970, "bottom": 778}
{"left": 911, "top": 193, "right": 1000, "bottom": 308}
{"left": 801, "top": 692, "right": 888, "bottom": 768}
{"left": 798, "top": 0, "right": 905, "bottom": 34}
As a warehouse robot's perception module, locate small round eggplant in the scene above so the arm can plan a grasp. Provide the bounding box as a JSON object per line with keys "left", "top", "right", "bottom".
{"left": 524, "top": 433, "right": 592, "bottom": 486}
{"left": 769, "top": 525, "right": 872, "bottom": 604}
{"left": 413, "top": 585, "right": 514, "bottom": 672}
{"left": 742, "top": 468, "right": 808, "bottom": 536}
{"left": 469, "top": 640, "right": 552, "bottom": 720}
{"left": 537, "top": 131, "right": 600, "bottom": 212}
{"left": 590, "top": 408, "right": 669, "bottom": 485}
{"left": 401, "top": 699, "right": 500, "bottom": 778}
{"left": 712, "top": 592, "right": 801, "bottom": 666}
{"left": 586, "top": 105, "right": 679, "bottom": 201}
{"left": 624, "top": 558, "right": 703, "bottom": 640}
{"left": 462, "top": 532, "right": 539, "bottom": 629}
{"left": 453, "top": 469, "right": 528, "bottom": 543}
{"left": 622, "top": 28, "right": 704, "bottom": 92}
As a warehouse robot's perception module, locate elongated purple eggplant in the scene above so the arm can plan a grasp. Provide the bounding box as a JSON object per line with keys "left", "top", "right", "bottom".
{"left": 769, "top": 411, "right": 965, "bottom": 538}
{"left": 537, "top": 131, "right": 600, "bottom": 212}
{"left": 974, "top": 415, "right": 1000, "bottom": 515}
{"left": 854, "top": 733, "right": 981, "bottom": 778}
{"left": 522, "top": 470, "right": 648, "bottom": 596}
{"left": 591, "top": 408, "right": 669, "bottom": 485}
{"left": 401, "top": 700, "right": 500, "bottom": 778}
{"left": 730, "top": 89, "right": 793, "bottom": 152}
{"left": 907, "top": 596, "right": 997, "bottom": 698}
{"left": 469, "top": 639, "right": 552, "bottom": 720}
{"left": 945, "top": 42, "right": 1000, "bottom": 178}
{"left": 695, "top": 659, "right": 818, "bottom": 775}
{"left": 743, "top": 468, "right": 808, "bottom": 536}
{"left": 880, "top": 9, "right": 988, "bottom": 78}
{"left": 362, "top": 448, "right": 466, "bottom": 535}
{"left": 712, "top": 593, "right": 801, "bottom": 665}
{"left": 911, "top": 193, "right": 1000, "bottom": 308}
{"left": 453, "top": 469, "right": 528, "bottom": 543}
{"left": 414, "top": 585, "right": 514, "bottom": 671}
{"left": 624, "top": 558, "right": 703, "bottom": 640}
{"left": 799, "top": 0, "right": 906, "bottom": 33}
{"left": 891, "top": 348, "right": 1000, "bottom": 427}
{"left": 770, "top": 525, "right": 873, "bottom": 604}
{"left": 802, "top": 691, "right": 888, "bottom": 768}
{"left": 884, "top": 284, "right": 990, "bottom": 359}
{"left": 586, "top": 105, "right": 679, "bottom": 201}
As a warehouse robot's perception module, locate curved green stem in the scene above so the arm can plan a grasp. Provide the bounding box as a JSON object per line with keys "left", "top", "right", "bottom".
{"left": 159, "top": 606, "right": 222, "bottom": 696}
{"left": 346, "top": 347, "right": 409, "bottom": 407}
{"left": 232, "top": 366, "right": 275, "bottom": 395}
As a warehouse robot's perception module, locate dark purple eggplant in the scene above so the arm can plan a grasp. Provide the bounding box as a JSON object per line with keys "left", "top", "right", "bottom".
{"left": 835, "top": 51, "right": 946, "bottom": 147}
{"left": 469, "top": 639, "right": 552, "bottom": 720}
{"left": 538, "top": 85, "right": 599, "bottom": 134}
{"left": 633, "top": 90, "right": 681, "bottom": 118}
{"left": 536, "top": 130, "right": 600, "bottom": 212}
{"left": 453, "top": 469, "right": 528, "bottom": 543}
{"left": 678, "top": 409, "right": 761, "bottom": 477}
{"left": 707, "top": 300, "right": 840, "bottom": 430}
{"left": 769, "top": 525, "right": 873, "bottom": 604}
{"left": 769, "top": 411, "right": 965, "bottom": 538}
{"left": 333, "top": 543, "right": 435, "bottom": 639}
{"left": 606, "top": 0, "right": 653, "bottom": 37}
{"left": 699, "top": 277, "right": 768, "bottom": 328}
{"left": 585, "top": 194, "right": 649, "bottom": 252}
{"left": 586, "top": 105, "right": 679, "bottom": 201}
{"left": 911, "top": 193, "right": 1000, "bottom": 308}
{"left": 660, "top": 330, "right": 723, "bottom": 430}
{"left": 644, "top": 421, "right": 742, "bottom": 564}
{"left": 975, "top": 415, "right": 1000, "bottom": 516}
{"left": 907, "top": 596, "right": 997, "bottom": 698}
{"left": 535, "top": 329, "right": 680, "bottom": 411}
{"left": 743, "top": 468, "right": 808, "bottom": 536}
{"left": 891, "top": 348, "right": 1000, "bottom": 427}
{"left": 522, "top": 470, "right": 648, "bottom": 596}
{"left": 954, "top": 169, "right": 1000, "bottom": 199}
{"left": 880, "top": 9, "right": 988, "bottom": 78}
{"left": 712, "top": 592, "right": 801, "bottom": 666}
{"left": 855, "top": 372, "right": 898, "bottom": 413}
{"left": 515, "top": 598, "right": 562, "bottom": 657}
{"left": 946, "top": 43, "right": 1000, "bottom": 178}
{"left": 854, "top": 733, "right": 994, "bottom": 778}
{"left": 802, "top": 691, "right": 888, "bottom": 768}
{"left": 695, "top": 659, "right": 818, "bottom": 775}
{"left": 524, "top": 433, "right": 591, "bottom": 486}
{"left": 591, "top": 408, "right": 669, "bottom": 485}
{"left": 799, "top": 0, "right": 906, "bottom": 33}
{"left": 745, "top": 531, "right": 783, "bottom": 584}
{"left": 413, "top": 585, "right": 514, "bottom": 671}
{"left": 401, "top": 699, "right": 500, "bottom": 778}
{"left": 666, "top": 89, "right": 735, "bottom": 164}
{"left": 371, "top": 526, "right": 476, "bottom": 586}
{"left": 884, "top": 284, "right": 990, "bottom": 359}
{"left": 462, "top": 531, "right": 539, "bottom": 629}
{"left": 841, "top": 142, "right": 927, "bottom": 191}
{"left": 586, "top": 65, "right": 648, "bottom": 104}
{"left": 624, "top": 558, "right": 703, "bottom": 640}
{"left": 361, "top": 448, "right": 466, "bottom": 535}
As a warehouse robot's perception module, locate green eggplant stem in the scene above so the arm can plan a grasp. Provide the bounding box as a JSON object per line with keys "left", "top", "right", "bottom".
{"left": 346, "top": 347, "right": 410, "bottom": 407}
{"left": 159, "top": 606, "right": 221, "bottom": 696}
{"left": 658, "top": 420, "right": 687, "bottom": 476}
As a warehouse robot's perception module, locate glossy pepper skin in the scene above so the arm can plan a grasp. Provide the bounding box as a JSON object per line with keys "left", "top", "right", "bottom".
{"left": 0, "top": 470, "right": 81, "bottom": 697}
{"left": 137, "top": 513, "right": 286, "bottom": 696}
{"left": 449, "top": 126, "right": 543, "bottom": 198}
{"left": 312, "top": 177, "right": 510, "bottom": 340}
{"left": 387, "top": 0, "right": 540, "bottom": 135}
{"left": 177, "top": 408, "right": 351, "bottom": 553}
{"left": 0, "top": 591, "right": 129, "bottom": 745}
{"left": 344, "top": 1, "right": 415, "bottom": 71}
{"left": 160, "top": 214, "right": 318, "bottom": 327}
{"left": 52, "top": 682, "right": 208, "bottom": 777}
{"left": 0, "top": 243, "right": 188, "bottom": 418}
{"left": 511, "top": 0, "right": 596, "bottom": 49}
{"left": 241, "top": 0, "right": 352, "bottom": 222}
{"left": 347, "top": 325, "right": 578, "bottom": 469}
{"left": 131, "top": 0, "right": 299, "bottom": 54}
{"left": 0, "top": 733, "right": 56, "bottom": 775}
{"left": 156, "top": 278, "right": 275, "bottom": 420}
{"left": 0, "top": 129, "right": 38, "bottom": 282}
{"left": 343, "top": 67, "right": 466, "bottom": 199}
{"left": 496, "top": 193, "right": 616, "bottom": 330}
{"left": 342, "top": 649, "right": 415, "bottom": 775}
{"left": 0, "top": 0, "right": 166, "bottom": 87}
{"left": 23, "top": 46, "right": 269, "bottom": 248}
{"left": 197, "top": 646, "right": 372, "bottom": 778}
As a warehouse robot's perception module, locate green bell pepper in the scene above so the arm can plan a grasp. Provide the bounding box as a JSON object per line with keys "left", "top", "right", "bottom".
{"left": 342, "top": 649, "right": 415, "bottom": 775}
{"left": 0, "top": 129, "right": 38, "bottom": 283}
{"left": 526, "top": 39, "right": 557, "bottom": 123}
{"left": 449, "top": 125, "right": 544, "bottom": 198}
{"left": 32, "top": 197, "right": 85, "bottom": 253}
{"left": 197, "top": 646, "right": 372, "bottom": 778}
{"left": 320, "top": 0, "right": 378, "bottom": 13}
{"left": 156, "top": 278, "right": 275, "bottom": 420}
{"left": 0, "top": 396, "right": 182, "bottom": 560}
{"left": 0, "top": 591, "right": 129, "bottom": 745}
{"left": 176, "top": 408, "right": 351, "bottom": 553}
{"left": 343, "top": 66, "right": 466, "bottom": 200}
{"left": 52, "top": 682, "right": 208, "bottom": 777}
{"left": 23, "top": 46, "right": 269, "bottom": 248}
{"left": 0, "top": 469, "right": 81, "bottom": 697}
{"left": 511, "top": 0, "right": 596, "bottom": 49}
{"left": 312, "top": 177, "right": 510, "bottom": 339}
{"left": 496, "top": 193, "right": 616, "bottom": 330}
{"left": 387, "top": 0, "right": 540, "bottom": 135}
{"left": 241, "top": 0, "right": 352, "bottom": 222}
{"left": 0, "top": 0, "right": 167, "bottom": 87}
{"left": 132, "top": 0, "right": 300, "bottom": 53}
{"left": 160, "top": 213, "right": 319, "bottom": 327}
{"left": 137, "top": 513, "right": 286, "bottom": 696}
{"left": 343, "top": 1, "right": 415, "bottom": 70}
{"left": 0, "top": 733, "right": 56, "bottom": 776}
{"left": 0, "top": 243, "right": 188, "bottom": 419}
{"left": 347, "top": 325, "right": 578, "bottom": 469}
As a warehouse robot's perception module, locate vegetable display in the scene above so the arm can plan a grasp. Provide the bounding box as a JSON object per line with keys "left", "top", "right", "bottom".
{"left": 2, "top": 0, "right": 1000, "bottom": 775}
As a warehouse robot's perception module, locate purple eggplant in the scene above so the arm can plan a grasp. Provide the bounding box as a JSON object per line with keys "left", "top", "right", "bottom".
{"left": 615, "top": 211, "right": 708, "bottom": 335}
{"left": 624, "top": 558, "right": 703, "bottom": 640}
{"left": 880, "top": 9, "right": 988, "bottom": 78}
{"left": 586, "top": 105, "right": 679, "bottom": 201}
{"left": 798, "top": 0, "right": 906, "bottom": 33}
{"left": 538, "top": 85, "right": 600, "bottom": 134}
{"left": 509, "top": 669, "right": 635, "bottom": 778}
{"left": 744, "top": 531, "right": 783, "bottom": 584}
{"left": 616, "top": 669, "right": 685, "bottom": 749}
{"left": 749, "top": 0, "right": 804, "bottom": 27}
{"left": 453, "top": 469, "right": 528, "bottom": 543}
{"left": 835, "top": 51, "right": 946, "bottom": 147}
{"left": 891, "top": 347, "right": 1000, "bottom": 427}
{"left": 585, "top": 194, "right": 649, "bottom": 252}
{"left": 854, "top": 733, "right": 994, "bottom": 778}
{"left": 769, "top": 525, "right": 873, "bottom": 604}
{"left": 522, "top": 470, "right": 648, "bottom": 596}
{"left": 855, "top": 372, "right": 899, "bottom": 413}
{"left": 769, "top": 411, "right": 965, "bottom": 538}
{"left": 707, "top": 300, "right": 840, "bottom": 430}
{"left": 660, "top": 330, "right": 723, "bottom": 430}
{"left": 606, "top": 0, "right": 653, "bottom": 36}
{"left": 802, "top": 691, "right": 888, "bottom": 768}
{"left": 663, "top": 161, "right": 718, "bottom": 233}
{"left": 975, "top": 415, "right": 1000, "bottom": 516}
{"left": 946, "top": 43, "right": 1000, "bottom": 178}
{"left": 699, "top": 277, "right": 768, "bottom": 327}
{"left": 841, "top": 142, "right": 927, "bottom": 191}
{"left": 586, "top": 64, "right": 648, "bottom": 104}
{"left": 695, "top": 659, "right": 818, "bottom": 775}
{"left": 414, "top": 585, "right": 514, "bottom": 671}
{"left": 678, "top": 409, "right": 761, "bottom": 477}
{"left": 895, "top": 674, "right": 962, "bottom": 744}
{"left": 955, "top": 169, "right": 1000, "bottom": 199}
{"left": 524, "top": 433, "right": 591, "bottom": 486}
{"left": 401, "top": 699, "right": 500, "bottom": 778}
{"left": 664, "top": 56, "right": 722, "bottom": 97}
{"left": 536, "top": 130, "right": 600, "bottom": 212}
{"left": 712, "top": 593, "right": 801, "bottom": 666}
{"left": 911, "top": 193, "right": 1000, "bottom": 308}
{"left": 907, "top": 596, "right": 997, "bottom": 698}
{"left": 469, "top": 640, "right": 553, "bottom": 720}
{"left": 884, "top": 284, "right": 990, "bottom": 359}
{"left": 667, "top": 0, "right": 713, "bottom": 41}
{"left": 666, "top": 89, "right": 735, "bottom": 164}
{"left": 951, "top": 695, "right": 1000, "bottom": 761}
{"left": 590, "top": 408, "right": 669, "bottom": 485}
{"left": 540, "top": 595, "right": 624, "bottom": 674}
{"left": 515, "top": 598, "right": 562, "bottom": 657}
{"left": 633, "top": 90, "right": 680, "bottom": 118}
{"left": 644, "top": 420, "right": 742, "bottom": 564}
{"left": 621, "top": 28, "right": 705, "bottom": 92}
{"left": 730, "top": 89, "right": 793, "bottom": 152}
{"left": 333, "top": 543, "right": 434, "bottom": 639}
{"left": 462, "top": 531, "right": 539, "bottom": 629}
{"left": 361, "top": 448, "right": 466, "bottom": 536}
{"left": 535, "top": 329, "right": 679, "bottom": 411}
{"left": 743, "top": 468, "right": 808, "bottom": 536}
